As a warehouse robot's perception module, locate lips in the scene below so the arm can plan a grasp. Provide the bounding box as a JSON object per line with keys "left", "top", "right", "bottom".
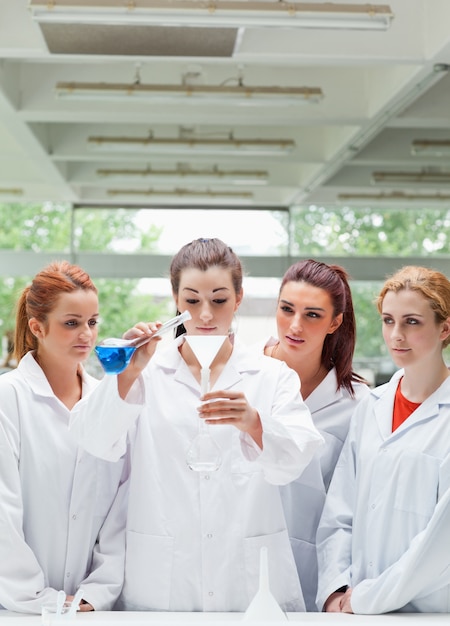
{"left": 286, "top": 335, "right": 304, "bottom": 344}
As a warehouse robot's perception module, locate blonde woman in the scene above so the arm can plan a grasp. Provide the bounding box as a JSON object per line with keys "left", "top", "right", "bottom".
{"left": 317, "top": 266, "right": 450, "bottom": 614}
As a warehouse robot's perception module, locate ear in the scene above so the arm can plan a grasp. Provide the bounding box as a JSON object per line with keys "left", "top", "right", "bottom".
{"left": 28, "top": 317, "right": 44, "bottom": 339}
{"left": 440, "top": 317, "right": 450, "bottom": 342}
{"left": 328, "top": 312, "right": 343, "bottom": 335}
{"left": 234, "top": 288, "right": 244, "bottom": 311}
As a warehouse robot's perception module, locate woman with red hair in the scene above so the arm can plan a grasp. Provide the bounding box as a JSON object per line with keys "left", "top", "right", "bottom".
{"left": 0, "top": 261, "right": 128, "bottom": 614}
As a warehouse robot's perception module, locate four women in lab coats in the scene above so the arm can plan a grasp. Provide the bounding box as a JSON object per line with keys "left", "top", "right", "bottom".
{"left": 0, "top": 261, "right": 129, "bottom": 613}
{"left": 4, "top": 256, "right": 448, "bottom": 614}
{"left": 262, "top": 259, "right": 370, "bottom": 610}
{"left": 317, "top": 265, "right": 450, "bottom": 613}
{"left": 70, "top": 238, "right": 324, "bottom": 612}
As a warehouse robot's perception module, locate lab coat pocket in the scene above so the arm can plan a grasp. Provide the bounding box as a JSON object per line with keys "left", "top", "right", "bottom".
{"left": 244, "top": 529, "right": 305, "bottom": 612}
{"left": 123, "top": 530, "right": 174, "bottom": 610}
{"left": 393, "top": 450, "right": 439, "bottom": 517}
{"left": 94, "top": 457, "right": 126, "bottom": 518}
{"left": 438, "top": 455, "right": 450, "bottom": 499}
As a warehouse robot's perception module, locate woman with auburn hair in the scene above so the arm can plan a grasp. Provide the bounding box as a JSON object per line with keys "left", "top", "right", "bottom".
{"left": 262, "top": 258, "right": 370, "bottom": 610}
{"left": 0, "top": 261, "right": 128, "bottom": 614}
{"left": 70, "top": 238, "right": 323, "bottom": 612}
{"left": 317, "top": 265, "right": 450, "bottom": 614}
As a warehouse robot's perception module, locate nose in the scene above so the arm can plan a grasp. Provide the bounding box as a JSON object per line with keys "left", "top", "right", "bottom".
{"left": 290, "top": 313, "right": 303, "bottom": 332}
{"left": 199, "top": 302, "right": 213, "bottom": 322}
{"left": 79, "top": 322, "right": 95, "bottom": 339}
{"left": 390, "top": 322, "right": 404, "bottom": 342}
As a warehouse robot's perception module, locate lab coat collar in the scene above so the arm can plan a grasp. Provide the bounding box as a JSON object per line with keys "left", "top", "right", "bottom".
{"left": 372, "top": 369, "right": 450, "bottom": 440}
{"left": 17, "top": 351, "right": 95, "bottom": 399}
{"left": 261, "top": 337, "right": 344, "bottom": 412}
{"left": 306, "top": 368, "right": 343, "bottom": 413}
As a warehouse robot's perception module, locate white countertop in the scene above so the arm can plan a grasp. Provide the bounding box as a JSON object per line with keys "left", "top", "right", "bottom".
{"left": 0, "top": 612, "right": 448, "bottom": 625}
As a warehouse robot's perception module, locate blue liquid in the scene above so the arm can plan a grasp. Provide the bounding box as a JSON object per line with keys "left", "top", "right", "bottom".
{"left": 95, "top": 346, "right": 136, "bottom": 374}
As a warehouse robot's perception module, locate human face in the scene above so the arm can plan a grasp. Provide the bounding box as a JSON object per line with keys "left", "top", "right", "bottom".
{"left": 276, "top": 281, "right": 342, "bottom": 361}
{"left": 30, "top": 289, "right": 99, "bottom": 365}
{"left": 381, "top": 289, "right": 450, "bottom": 369}
{"left": 174, "top": 266, "right": 242, "bottom": 336}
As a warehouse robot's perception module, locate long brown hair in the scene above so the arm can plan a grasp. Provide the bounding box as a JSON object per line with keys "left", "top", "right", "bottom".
{"left": 280, "top": 259, "right": 366, "bottom": 395}
{"left": 14, "top": 261, "right": 97, "bottom": 362}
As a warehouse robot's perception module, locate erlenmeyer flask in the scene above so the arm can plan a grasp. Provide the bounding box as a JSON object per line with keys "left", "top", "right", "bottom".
{"left": 184, "top": 335, "right": 227, "bottom": 472}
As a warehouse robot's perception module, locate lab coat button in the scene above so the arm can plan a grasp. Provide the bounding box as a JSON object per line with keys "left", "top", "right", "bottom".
{"left": 371, "top": 503, "right": 376, "bottom": 509}
{"left": 208, "top": 592, "right": 214, "bottom": 597}
{"left": 204, "top": 475, "right": 210, "bottom": 480}
{"left": 72, "top": 514, "right": 77, "bottom": 520}
{"left": 207, "top": 533, "right": 213, "bottom": 539}
{"left": 66, "top": 572, "right": 70, "bottom": 578}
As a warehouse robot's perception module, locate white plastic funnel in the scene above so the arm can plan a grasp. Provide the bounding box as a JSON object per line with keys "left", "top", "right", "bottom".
{"left": 243, "top": 546, "right": 287, "bottom": 622}
{"left": 185, "top": 336, "right": 228, "bottom": 394}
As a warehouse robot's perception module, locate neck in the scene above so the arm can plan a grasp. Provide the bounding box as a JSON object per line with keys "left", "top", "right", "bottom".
{"left": 271, "top": 341, "right": 327, "bottom": 399}
{"left": 400, "top": 359, "right": 450, "bottom": 403}
{"left": 34, "top": 351, "right": 83, "bottom": 409}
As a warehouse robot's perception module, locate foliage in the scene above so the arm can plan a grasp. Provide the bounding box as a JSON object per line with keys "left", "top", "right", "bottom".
{"left": 0, "top": 203, "right": 168, "bottom": 351}
{"left": 289, "top": 205, "right": 450, "bottom": 256}
{"left": 286, "top": 205, "right": 450, "bottom": 358}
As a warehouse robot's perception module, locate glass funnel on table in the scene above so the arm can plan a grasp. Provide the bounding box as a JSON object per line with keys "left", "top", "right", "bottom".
{"left": 185, "top": 335, "right": 228, "bottom": 472}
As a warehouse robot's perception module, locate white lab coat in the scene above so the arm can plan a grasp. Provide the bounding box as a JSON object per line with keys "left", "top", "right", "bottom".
{"left": 0, "top": 352, "right": 129, "bottom": 614}
{"left": 316, "top": 369, "right": 450, "bottom": 613}
{"left": 70, "top": 336, "right": 324, "bottom": 612}
{"left": 261, "top": 337, "right": 370, "bottom": 610}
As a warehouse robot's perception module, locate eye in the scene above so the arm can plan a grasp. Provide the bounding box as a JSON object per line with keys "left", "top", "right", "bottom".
{"left": 88, "top": 319, "right": 99, "bottom": 327}
{"left": 306, "top": 311, "right": 321, "bottom": 319}
{"left": 382, "top": 316, "right": 393, "bottom": 325}
{"left": 185, "top": 298, "right": 199, "bottom": 305}
{"left": 213, "top": 298, "right": 227, "bottom": 305}
{"left": 65, "top": 320, "right": 78, "bottom": 327}
{"left": 406, "top": 317, "right": 419, "bottom": 325}
{"left": 279, "top": 304, "right": 294, "bottom": 313}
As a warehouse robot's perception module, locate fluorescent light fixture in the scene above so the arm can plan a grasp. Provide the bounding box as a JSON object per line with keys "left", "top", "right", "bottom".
{"left": 338, "top": 191, "right": 450, "bottom": 202}
{"left": 372, "top": 171, "right": 450, "bottom": 184}
{"left": 29, "top": 1, "right": 394, "bottom": 30}
{"left": 411, "top": 140, "right": 450, "bottom": 157}
{"left": 97, "top": 165, "right": 268, "bottom": 185}
{"left": 0, "top": 188, "right": 23, "bottom": 195}
{"left": 88, "top": 135, "right": 295, "bottom": 156}
{"left": 56, "top": 81, "right": 323, "bottom": 105}
{"left": 106, "top": 187, "right": 253, "bottom": 199}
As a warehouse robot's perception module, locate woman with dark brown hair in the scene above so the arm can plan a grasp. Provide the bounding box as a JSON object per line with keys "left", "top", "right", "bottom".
{"left": 70, "top": 238, "right": 323, "bottom": 613}
{"left": 263, "top": 259, "right": 370, "bottom": 610}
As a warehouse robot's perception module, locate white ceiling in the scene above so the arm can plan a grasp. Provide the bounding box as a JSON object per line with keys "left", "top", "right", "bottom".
{"left": 2, "top": 1, "right": 450, "bottom": 210}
